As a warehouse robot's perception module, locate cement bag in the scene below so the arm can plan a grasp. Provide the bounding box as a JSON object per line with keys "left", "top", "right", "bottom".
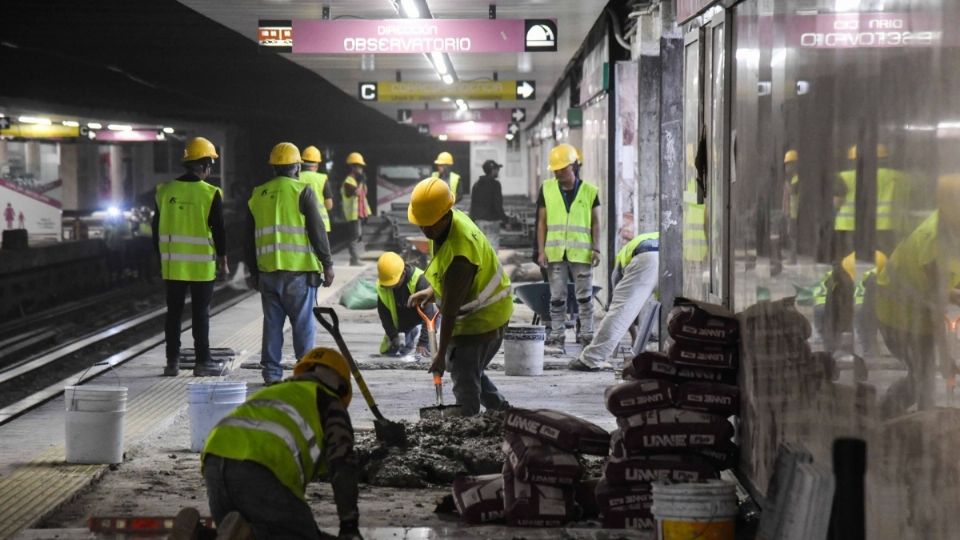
{"left": 614, "top": 418, "right": 733, "bottom": 455}
{"left": 667, "top": 296, "right": 740, "bottom": 345}
{"left": 674, "top": 382, "right": 741, "bottom": 416}
{"left": 502, "top": 463, "right": 577, "bottom": 527}
{"left": 595, "top": 477, "right": 655, "bottom": 530}
{"left": 339, "top": 280, "right": 378, "bottom": 310}
{"left": 627, "top": 351, "right": 737, "bottom": 384}
{"left": 504, "top": 408, "right": 610, "bottom": 456}
{"left": 510, "top": 262, "right": 544, "bottom": 283}
{"left": 697, "top": 441, "right": 740, "bottom": 470}
{"left": 615, "top": 407, "right": 731, "bottom": 431}
{"left": 603, "top": 452, "right": 719, "bottom": 484}
{"left": 604, "top": 379, "right": 673, "bottom": 417}
{"left": 668, "top": 340, "right": 739, "bottom": 371}
{"left": 501, "top": 431, "right": 582, "bottom": 486}
{"left": 451, "top": 473, "right": 504, "bottom": 524}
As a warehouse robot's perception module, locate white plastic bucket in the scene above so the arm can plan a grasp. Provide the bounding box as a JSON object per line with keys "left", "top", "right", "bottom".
{"left": 503, "top": 324, "right": 546, "bottom": 376}
{"left": 187, "top": 381, "right": 247, "bottom": 452}
{"left": 651, "top": 480, "right": 737, "bottom": 540}
{"left": 64, "top": 385, "right": 128, "bottom": 464}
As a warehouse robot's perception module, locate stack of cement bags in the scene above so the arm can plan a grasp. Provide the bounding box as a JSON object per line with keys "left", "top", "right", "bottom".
{"left": 598, "top": 297, "right": 741, "bottom": 530}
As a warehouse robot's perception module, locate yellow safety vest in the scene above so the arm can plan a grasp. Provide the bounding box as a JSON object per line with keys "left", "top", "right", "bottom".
{"left": 542, "top": 178, "right": 598, "bottom": 264}
{"left": 683, "top": 178, "right": 707, "bottom": 262}
{"left": 835, "top": 168, "right": 900, "bottom": 231}
{"left": 341, "top": 176, "right": 370, "bottom": 222}
{"left": 248, "top": 177, "right": 322, "bottom": 274}
{"left": 788, "top": 175, "right": 799, "bottom": 220}
{"left": 377, "top": 267, "right": 425, "bottom": 328}
{"left": 431, "top": 171, "right": 461, "bottom": 202}
{"left": 203, "top": 381, "right": 337, "bottom": 499}
{"left": 156, "top": 180, "right": 219, "bottom": 281}
{"left": 425, "top": 210, "right": 513, "bottom": 336}
{"left": 616, "top": 232, "right": 659, "bottom": 273}
{"left": 299, "top": 170, "right": 331, "bottom": 232}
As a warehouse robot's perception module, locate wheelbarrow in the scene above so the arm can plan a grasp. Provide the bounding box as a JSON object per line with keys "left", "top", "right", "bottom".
{"left": 513, "top": 282, "right": 603, "bottom": 327}
{"left": 415, "top": 304, "right": 463, "bottom": 419}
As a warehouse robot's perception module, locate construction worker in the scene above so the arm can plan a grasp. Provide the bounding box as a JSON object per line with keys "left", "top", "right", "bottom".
{"left": 683, "top": 143, "right": 708, "bottom": 267}
{"left": 341, "top": 152, "right": 370, "bottom": 267}
{"left": 300, "top": 145, "right": 333, "bottom": 233}
{"left": 834, "top": 144, "right": 907, "bottom": 258}
{"left": 876, "top": 174, "right": 960, "bottom": 417}
{"left": 154, "top": 136, "right": 228, "bottom": 377}
{"left": 468, "top": 159, "right": 508, "bottom": 250}
{"left": 246, "top": 142, "right": 335, "bottom": 386}
{"left": 200, "top": 348, "right": 360, "bottom": 539}
{"left": 572, "top": 232, "right": 659, "bottom": 371}
{"left": 406, "top": 178, "right": 512, "bottom": 416}
{"left": 536, "top": 143, "right": 601, "bottom": 349}
{"left": 783, "top": 149, "right": 800, "bottom": 260}
{"left": 430, "top": 151, "right": 461, "bottom": 201}
{"left": 376, "top": 251, "right": 436, "bottom": 357}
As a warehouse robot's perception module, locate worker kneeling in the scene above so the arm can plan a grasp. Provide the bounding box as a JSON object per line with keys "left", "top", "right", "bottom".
{"left": 201, "top": 348, "right": 361, "bottom": 539}
{"left": 571, "top": 233, "right": 660, "bottom": 371}
{"left": 376, "top": 251, "right": 436, "bottom": 356}
{"left": 406, "top": 178, "right": 513, "bottom": 416}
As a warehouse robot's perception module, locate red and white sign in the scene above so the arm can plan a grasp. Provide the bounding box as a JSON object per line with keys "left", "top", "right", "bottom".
{"left": 790, "top": 12, "right": 942, "bottom": 49}
{"left": 0, "top": 177, "right": 62, "bottom": 239}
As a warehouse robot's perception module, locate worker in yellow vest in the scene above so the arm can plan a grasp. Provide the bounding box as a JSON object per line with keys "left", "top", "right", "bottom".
{"left": 682, "top": 142, "right": 708, "bottom": 269}
{"left": 430, "top": 151, "right": 461, "bottom": 201}
{"left": 153, "top": 136, "right": 228, "bottom": 377}
{"left": 376, "top": 251, "right": 436, "bottom": 356}
{"left": 341, "top": 152, "right": 370, "bottom": 266}
{"left": 246, "top": 143, "right": 335, "bottom": 385}
{"left": 783, "top": 149, "right": 800, "bottom": 260}
{"left": 197, "top": 348, "right": 361, "bottom": 539}
{"left": 834, "top": 144, "right": 906, "bottom": 258}
{"left": 406, "top": 178, "right": 513, "bottom": 416}
{"left": 536, "top": 143, "right": 601, "bottom": 350}
{"left": 573, "top": 232, "right": 659, "bottom": 371}
{"left": 300, "top": 146, "right": 333, "bottom": 233}
{"left": 875, "top": 174, "right": 960, "bottom": 417}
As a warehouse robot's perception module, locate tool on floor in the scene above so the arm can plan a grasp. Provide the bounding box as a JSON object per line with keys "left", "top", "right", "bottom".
{"left": 416, "top": 304, "right": 462, "bottom": 419}
{"left": 313, "top": 306, "right": 407, "bottom": 445}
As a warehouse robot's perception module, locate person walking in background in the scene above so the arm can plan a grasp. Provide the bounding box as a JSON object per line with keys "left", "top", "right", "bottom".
{"left": 469, "top": 159, "right": 508, "bottom": 250}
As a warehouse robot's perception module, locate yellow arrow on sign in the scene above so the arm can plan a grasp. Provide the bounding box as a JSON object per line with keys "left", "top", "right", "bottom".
{"left": 374, "top": 81, "right": 522, "bottom": 102}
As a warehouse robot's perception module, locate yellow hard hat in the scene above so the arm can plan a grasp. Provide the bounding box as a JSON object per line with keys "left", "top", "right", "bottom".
{"left": 847, "top": 145, "right": 858, "bottom": 160}
{"left": 874, "top": 250, "right": 888, "bottom": 274}
{"left": 182, "top": 137, "right": 219, "bottom": 162}
{"left": 842, "top": 250, "right": 889, "bottom": 278}
{"left": 434, "top": 152, "right": 454, "bottom": 166}
{"left": 293, "top": 347, "right": 352, "bottom": 407}
{"left": 346, "top": 152, "right": 366, "bottom": 166}
{"left": 548, "top": 143, "right": 578, "bottom": 172}
{"left": 408, "top": 177, "right": 454, "bottom": 226}
{"left": 269, "top": 142, "right": 301, "bottom": 165}
{"left": 575, "top": 147, "right": 584, "bottom": 165}
{"left": 377, "top": 252, "right": 405, "bottom": 287}
{"left": 302, "top": 145, "right": 322, "bottom": 163}
{"left": 784, "top": 149, "right": 798, "bottom": 164}
{"left": 876, "top": 144, "right": 889, "bottom": 159}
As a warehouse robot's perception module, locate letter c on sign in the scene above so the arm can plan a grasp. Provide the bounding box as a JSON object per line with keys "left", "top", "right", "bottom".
{"left": 360, "top": 83, "right": 377, "bottom": 101}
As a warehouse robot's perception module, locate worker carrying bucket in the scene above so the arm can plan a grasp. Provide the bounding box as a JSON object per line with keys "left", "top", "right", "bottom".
{"left": 375, "top": 251, "right": 436, "bottom": 357}
{"left": 171, "top": 347, "right": 362, "bottom": 540}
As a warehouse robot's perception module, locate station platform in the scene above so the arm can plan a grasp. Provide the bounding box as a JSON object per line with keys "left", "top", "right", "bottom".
{"left": 0, "top": 252, "right": 639, "bottom": 539}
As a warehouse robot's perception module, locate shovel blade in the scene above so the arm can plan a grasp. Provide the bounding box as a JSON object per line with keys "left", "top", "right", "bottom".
{"left": 373, "top": 419, "right": 407, "bottom": 446}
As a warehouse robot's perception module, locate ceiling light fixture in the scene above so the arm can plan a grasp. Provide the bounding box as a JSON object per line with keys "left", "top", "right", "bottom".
{"left": 437, "top": 134, "right": 448, "bottom": 141}
{"left": 162, "top": 127, "right": 175, "bottom": 134}
{"left": 431, "top": 51, "right": 448, "bottom": 75}
{"left": 62, "top": 120, "right": 80, "bottom": 127}
{"left": 107, "top": 124, "right": 132, "bottom": 131}
{"left": 442, "top": 74, "right": 454, "bottom": 85}
{"left": 400, "top": 0, "right": 420, "bottom": 18}
{"left": 87, "top": 122, "right": 103, "bottom": 129}
{"left": 19, "top": 116, "right": 52, "bottom": 125}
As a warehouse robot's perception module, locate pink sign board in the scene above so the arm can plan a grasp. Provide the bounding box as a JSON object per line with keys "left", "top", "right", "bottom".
{"left": 428, "top": 121, "right": 508, "bottom": 136}
{"left": 412, "top": 108, "right": 514, "bottom": 124}
{"left": 291, "top": 19, "right": 556, "bottom": 54}
{"left": 92, "top": 130, "right": 162, "bottom": 142}
{"left": 788, "top": 12, "right": 942, "bottom": 49}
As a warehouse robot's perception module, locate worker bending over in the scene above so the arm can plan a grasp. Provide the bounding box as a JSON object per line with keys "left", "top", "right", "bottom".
{"left": 407, "top": 178, "right": 513, "bottom": 416}
{"left": 376, "top": 251, "right": 436, "bottom": 357}
{"left": 571, "top": 233, "right": 659, "bottom": 371}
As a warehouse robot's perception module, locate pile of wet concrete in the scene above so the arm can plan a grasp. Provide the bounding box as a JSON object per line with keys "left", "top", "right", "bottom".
{"left": 355, "top": 412, "right": 602, "bottom": 489}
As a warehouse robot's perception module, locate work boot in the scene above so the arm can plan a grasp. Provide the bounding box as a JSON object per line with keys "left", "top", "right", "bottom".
{"left": 215, "top": 511, "right": 253, "bottom": 540}
{"left": 169, "top": 507, "right": 201, "bottom": 540}
{"left": 163, "top": 358, "right": 180, "bottom": 377}
{"left": 568, "top": 358, "right": 600, "bottom": 372}
{"left": 193, "top": 361, "right": 224, "bottom": 377}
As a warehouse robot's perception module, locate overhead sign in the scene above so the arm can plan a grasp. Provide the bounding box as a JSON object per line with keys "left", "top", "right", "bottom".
{"left": 511, "top": 108, "right": 527, "bottom": 122}
{"left": 430, "top": 121, "right": 509, "bottom": 137}
{"left": 397, "top": 109, "right": 413, "bottom": 123}
{"left": 0, "top": 124, "right": 80, "bottom": 139}
{"left": 288, "top": 18, "right": 557, "bottom": 54}
{"left": 0, "top": 117, "right": 9, "bottom": 130}
{"left": 507, "top": 123, "right": 521, "bottom": 135}
{"left": 358, "top": 81, "right": 536, "bottom": 102}
{"left": 411, "top": 108, "right": 515, "bottom": 124}
{"left": 258, "top": 20, "right": 293, "bottom": 52}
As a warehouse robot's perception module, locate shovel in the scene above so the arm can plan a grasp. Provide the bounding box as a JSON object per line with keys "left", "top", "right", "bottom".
{"left": 415, "top": 305, "right": 463, "bottom": 419}
{"left": 313, "top": 306, "right": 407, "bottom": 446}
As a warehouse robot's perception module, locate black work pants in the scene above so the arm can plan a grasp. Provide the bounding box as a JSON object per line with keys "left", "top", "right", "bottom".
{"left": 165, "top": 279, "right": 214, "bottom": 363}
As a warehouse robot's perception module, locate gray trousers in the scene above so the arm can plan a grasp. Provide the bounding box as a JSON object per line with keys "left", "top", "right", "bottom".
{"left": 476, "top": 220, "right": 501, "bottom": 251}
{"left": 347, "top": 220, "right": 362, "bottom": 264}
{"left": 447, "top": 330, "right": 508, "bottom": 416}
{"left": 547, "top": 261, "right": 594, "bottom": 340}
{"left": 204, "top": 455, "right": 322, "bottom": 539}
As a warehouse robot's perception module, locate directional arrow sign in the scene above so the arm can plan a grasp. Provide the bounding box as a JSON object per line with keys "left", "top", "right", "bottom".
{"left": 0, "top": 117, "right": 10, "bottom": 130}
{"left": 510, "top": 108, "right": 527, "bottom": 122}
{"left": 507, "top": 123, "right": 520, "bottom": 135}
{"left": 516, "top": 80, "right": 536, "bottom": 100}
{"left": 397, "top": 109, "right": 413, "bottom": 123}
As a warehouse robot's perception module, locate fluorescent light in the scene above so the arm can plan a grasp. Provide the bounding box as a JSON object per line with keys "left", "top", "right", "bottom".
{"left": 401, "top": 0, "right": 420, "bottom": 18}
{"left": 431, "top": 51, "right": 448, "bottom": 75}
{"left": 107, "top": 124, "right": 132, "bottom": 131}
{"left": 19, "top": 116, "right": 52, "bottom": 125}
{"left": 62, "top": 120, "right": 80, "bottom": 127}
{"left": 162, "top": 127, "right": 175, "bottom": 134}
{"left": 87, "top": 122, "right": 102, "bottom": 129}
{"left": 938, "top": 121, "right": 960, "bottom": 130}
{"left": 441, "top": 97, "right": 452, "bottom": 102}
{"left": 437, "top": 134, "right": 448, "bottom": 141}
{"left": 442, "top": 74, "right": 454, "bottom": 85}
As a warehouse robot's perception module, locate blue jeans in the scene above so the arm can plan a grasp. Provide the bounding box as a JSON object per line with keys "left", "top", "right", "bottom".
{"left": 259, "top": 272, "right": 317, "bottom": 382}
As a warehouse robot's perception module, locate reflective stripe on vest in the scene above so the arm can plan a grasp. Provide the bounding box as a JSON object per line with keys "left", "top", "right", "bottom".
{"left": 248, "top": 177, "right": 321, "bottom": 273}
{"left": 542, "top": 178, "right": 597, "bottom": 264}
{"left": 683, "top": 178, "right": 707, "bottom": 262}
{"left": 424, "top": 210, "right": 513, "bottom": 335}
{"left": 156, "top": 179, "right": 219, "bottom": 281}
{"left": 377, "top": 267, "right": 424, "bottom": 328}
{"left": 616, "top": 232, "right": 660, "bottom": 272}
{"left": 300, "top": 171, "right": 331, "bottom": 232}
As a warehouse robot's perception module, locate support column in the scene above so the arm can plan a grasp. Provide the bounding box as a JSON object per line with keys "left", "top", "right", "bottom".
{"left": 637, "top": 11, "right": 662, "bottom": 235}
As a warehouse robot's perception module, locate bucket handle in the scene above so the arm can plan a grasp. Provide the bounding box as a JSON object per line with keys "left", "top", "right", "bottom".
{"left": 205, "top": 381, "right": 245, "bottom": 404}
{"left": 69, "top": 361, "right": 124, "bottom": 411}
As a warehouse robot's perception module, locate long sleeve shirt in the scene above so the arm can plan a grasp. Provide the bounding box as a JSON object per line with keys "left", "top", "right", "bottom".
{"left": 152, "top": 173, "right": 226, "bottom": 256}
{"left": 469, "top": 175, "right": 508, "bottom": 222}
